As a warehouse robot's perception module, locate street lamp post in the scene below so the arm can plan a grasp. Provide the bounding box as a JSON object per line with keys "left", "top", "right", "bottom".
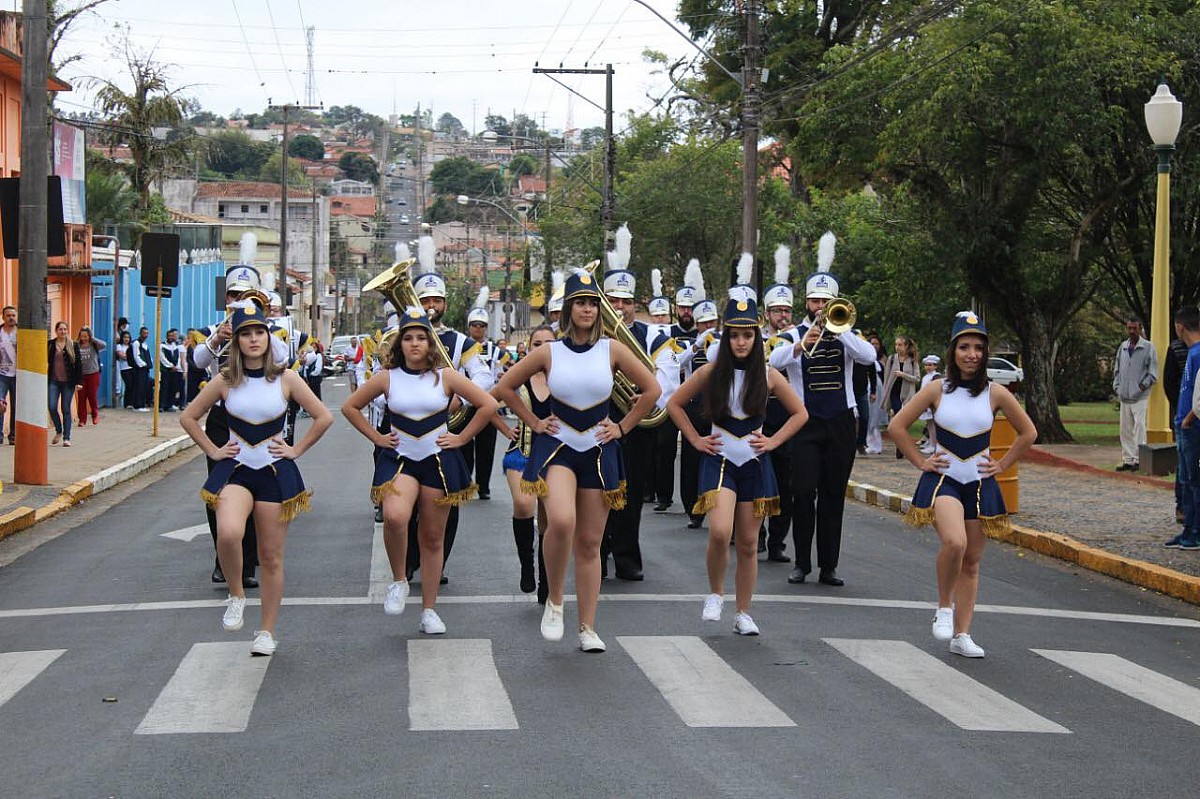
{"left": 457, "top": 194, "right": 530, "bottom": 334}
{"left": 1144, "top": 81, "right": 1183, "bottom": 445}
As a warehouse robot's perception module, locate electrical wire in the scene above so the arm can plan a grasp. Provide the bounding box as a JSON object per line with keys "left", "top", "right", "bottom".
{"left": 263, "top": 0, "right": 300, "bottom": 102}
{"left": 230, "top": 0, "right": 269, "bottom": 100}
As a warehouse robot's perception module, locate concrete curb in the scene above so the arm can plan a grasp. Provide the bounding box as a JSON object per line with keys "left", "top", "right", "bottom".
{"left": 846, "top": 478, "right": 1200, "bottom": 606}
{"left": 0, "top": 435, "right": 196, "bottom": 542}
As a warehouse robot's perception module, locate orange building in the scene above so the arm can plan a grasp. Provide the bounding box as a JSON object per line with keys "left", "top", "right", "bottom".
{"left": 0, "top": 11, "right": 83, "bottom": 332}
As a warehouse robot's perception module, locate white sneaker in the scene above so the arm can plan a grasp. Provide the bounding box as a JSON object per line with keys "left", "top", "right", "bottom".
{"left": 931, "top": 607, "right": 954, "bottom": 641}
{"left": 222, "top": 595, "right": 245, "bottom": 631}
{"left": 540, "top": 600, "right": 564, "bottom": 641}
{"left": 384, "top": 581, "right": 409, "bottom": 615}
{"left": 950, "top": 633, "right": 985, "bottom": 658}
{"left": 419, "top": 608, "right": 446, "bottom": 635}
{"left": 701, "top": 593, "right": 723, "bottom": 622}
{"left": 578, "top": 624, "right": 606, "bottom": 653}
{"left": 250, "top": 630, "right": 277, "bottom": 656}
{"left": 733, "top": 612, "right": 760, "bottom": 636}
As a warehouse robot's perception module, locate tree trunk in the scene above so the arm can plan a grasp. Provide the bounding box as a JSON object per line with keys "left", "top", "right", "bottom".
{"left": 1019, "top": 314, "right": 1072, "bottom": 443}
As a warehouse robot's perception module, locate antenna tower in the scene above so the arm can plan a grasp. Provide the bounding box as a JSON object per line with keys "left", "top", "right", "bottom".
{"left": 304, "top": 26, "right": 317, "bottom": 106}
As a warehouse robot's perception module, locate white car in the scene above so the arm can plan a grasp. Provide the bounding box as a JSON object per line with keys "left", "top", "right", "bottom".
{"left": 987, "top": 357, "right": 1023, "bottom": 387}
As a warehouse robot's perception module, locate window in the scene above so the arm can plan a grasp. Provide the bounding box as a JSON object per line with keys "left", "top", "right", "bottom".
{"left": 240, "top": 204, "right": 250, "bottom": 213}
{"left": 218, "top": 203, "right": 226, "bottom": 218}
{"left": 259, "top": 204, "right": 268, "bottom": 214}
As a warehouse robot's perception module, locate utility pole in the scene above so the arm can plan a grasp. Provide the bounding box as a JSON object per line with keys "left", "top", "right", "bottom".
{"left": 414, "top": 104, "right": 425, "bottom": 218}
{"left": 310, "top": 183, "right": 320, "bottom": 338}
{"left": 15, "top": 0, "right": 49, "bottom": 484}
{"left": 741, "top": 0, "right": 761, "bottom": 283}
{"left": 268, "top": 101, "right": 321, "bottom": 309}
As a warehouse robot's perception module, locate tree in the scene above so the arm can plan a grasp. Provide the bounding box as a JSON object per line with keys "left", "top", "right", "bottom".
{"left": 48, "top": 1, "right": 114, "bottom": 77}
{"left": 288, "top": 133, "right": 325, "bottom": 162}
{"left": 430, "top": 156, "right": 504, "bottom": 197}
{"left": 258, "top": 152, "right": 310, "bottom": 188}
{"left": 484, "top": 114, "right": 511, "bottom": 138}
{"left": 85, "top": 167, "right": 136, "bottom": 229}
{"left": 338, "top": 152, "right": 379, "bottom": 184}
{"left": 579, "top": 126, "right": 606, "bottom": 150}
{"left": 437, "top": 112, "right": 465, "bottom": 136}
{"left": 91, "top": 39, "right": 196, "bottom": 217}
{"left": 508, "top": 153, "right": 538, "bottom": 179}
{"left": 205, "top": 129, "right": 272, "bottom": 179}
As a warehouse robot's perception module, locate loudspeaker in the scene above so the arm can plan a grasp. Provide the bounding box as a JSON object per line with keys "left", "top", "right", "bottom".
{"left": 139, "top": 232, "right": 180, "bottom": 287}
{"left": 0, "top": 176, "right": 68, "bottom": 259}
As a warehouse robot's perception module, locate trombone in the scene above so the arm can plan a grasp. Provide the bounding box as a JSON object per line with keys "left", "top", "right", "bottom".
{"left": 801, "top": 297, "right": 857, "bottom": 357}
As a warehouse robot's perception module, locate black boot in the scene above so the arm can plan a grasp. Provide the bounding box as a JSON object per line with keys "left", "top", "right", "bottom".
{"left": 536, "top": 532, "right": 549, "bottom": 605}
{"left": 513, "top": 517, "right": 536, "bottom": 594}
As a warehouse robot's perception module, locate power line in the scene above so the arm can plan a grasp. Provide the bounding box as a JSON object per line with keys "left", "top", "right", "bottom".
{"left": 230, "top": 0, "right": 269, "bottom": 100}
{"left": 263, "top": 0, "right": 300, "bottom": 102}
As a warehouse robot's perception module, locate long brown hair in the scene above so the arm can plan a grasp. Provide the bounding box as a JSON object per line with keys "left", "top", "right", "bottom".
{"left": 54, "top": 321, "right": 75, "bottom": 365}
{"left": 560, "top": 297, "right": 602, "bottom": 345}
{"left": 704, "top": 327, "right": 767, "bottom": 423}
{"left": 944, "top": 334, "right": 990, "bottom": 397}
{"left": 220, "top": 326, "right": 284, "bottom": 385}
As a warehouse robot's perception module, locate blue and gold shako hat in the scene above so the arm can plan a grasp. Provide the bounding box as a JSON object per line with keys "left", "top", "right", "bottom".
{"left": 397, "top": 306, "right": 434, "bottom": 334}
{"left": 563, "top": 269, "right": 601, "bottom": 304}
{"left": 950, "top": 310, "right": 987, "bottom": 342}
{"left": 231, "top": 301, "right": 269, "bottom": 334}
{"left": 724, "top": 297, "right": 759, "bottom": 328}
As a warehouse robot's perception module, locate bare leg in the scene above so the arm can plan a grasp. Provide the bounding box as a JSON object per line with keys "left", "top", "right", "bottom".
{"left": 382, "top": 475, "right": 420, "bottom": 580}
{"left": 952, "top": 520, "right": 987, "bottom": 635}
{"left": 932, "top": 496, "right": 968, "bottom": 609}
{"left": 506, "top": 468, "right": 536, "bottom": 519}
{"left": 706, "top": 489, "right": 738, "bottom": 595}
{"left": 215, "top": 486, "right": 255, "bottom": 598}
{"left": 573, "top": 487, "right": 610, "bottom": 629}
{"left": 416, "top": 488, "right": 450, "bottom": 609}
{"left": 252, "top": 501, "right": 288, "bottom": 634}
{"left": 541, "top": 466, "right": 579, "bottom": 606}
{"left": 732, "top": 501, "right": 760, "bottom": 614}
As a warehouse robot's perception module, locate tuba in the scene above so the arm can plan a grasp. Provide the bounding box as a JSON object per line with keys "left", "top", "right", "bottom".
{"left": 363, "top": 259, "right": 469, "bottom": 430}
{"left": 583, "top": 259, "right": 668, "bottom": 429}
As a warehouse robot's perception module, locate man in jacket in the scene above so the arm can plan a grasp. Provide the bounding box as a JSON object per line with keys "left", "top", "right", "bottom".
{"left": 1113, "top": 317, "right": 1158, "bottom": 471}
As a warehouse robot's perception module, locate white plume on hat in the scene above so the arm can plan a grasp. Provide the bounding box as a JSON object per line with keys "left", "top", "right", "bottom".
{"left": 774, "top": 245, "right": 791, "bottom": 285}
{"left": 606, "top": 224, "right": 632, "bottom": 272}
{"left": 736, "top": 252, "right": 754, "bottom": 285}
{"left": 551, "top": 269, "right": 565, "bottom": 294}
{"left": 651, "top": 268, "right": 663, "bottom": 297}
{"left": 472, "top": 286, "right": 490, "bottom": 310}
{"left": 260, "top": 270, "right": 276, "bottom": 292}
{"left": 685, "top": 258, "right": 705, "bottom": 300}
{"left": 239, "top": 232, "right": 258, "bottom": 265}
{"left": 817, "top": 231, "right": 837, "bottom": 273}
{"left": 395, "top": 242, "right": 411, "bottom": 263}
{"left": 417, "top": 235, "right": 436, "bottom": 275}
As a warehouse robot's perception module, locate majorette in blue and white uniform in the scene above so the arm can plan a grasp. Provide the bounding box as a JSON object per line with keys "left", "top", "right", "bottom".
{"left": 904, "top": 312, "right": 1009, "bottom": 535}
{"left": 692, "top": 298, "right": 781, "bottom": 519}
{"left": 201, "top": 304, "right": 311, "bottom": 521}
{"left": 502, "top": 378, "right": 552, "bottom": 474}
{"left": 370, "top": 308, "right": 476, "bottom": 507}
{"left": 521, "top": 270, "right": 626, "bottom": 508}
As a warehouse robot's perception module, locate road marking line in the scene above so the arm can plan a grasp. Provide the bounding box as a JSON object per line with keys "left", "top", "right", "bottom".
{"left": 159, "top": 524, "right": 210, "bottom": 543}
{"left": 0, "top": 649, "right": 66, "bottom": 708}
{"left": 407, "top": 639, "right": 518, "bottom": 731}
{"left": 1032, "top": 649, "right": 1200, "bottom": 727}
{"left": 368, "top": 523, "right": 392, "bottom": 602}
{"left": 825, "top": 639, "right": 1070, "bottom": 733}
{"left": 618, "top": 635, "right": 795, "bottom": 728}
{"left": 0, "top": 594, "right": 1197, "bottom": 628}
{"left": 135, "top": 642, "right": 270, "bottom": 734}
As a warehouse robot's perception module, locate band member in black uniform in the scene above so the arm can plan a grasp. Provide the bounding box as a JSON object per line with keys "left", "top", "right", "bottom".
{"left": 678, "top": 297, "right": 719, "bottom": 528}
{"left": 647, "top": 268, "right": 684, "bottom": 512}
{"left": 462, "top": 288, "right": 500, "bottom": 500}
{"left": 760, "top": 245, "right": 797, "bottom": 562}
{"left": 405, "top": 236, "right": 494, "bottom": 583}
{"left": 768, "top": 232, "right": 876, "bottom": 586}
{"left": 599, "top": 225, "right": 679, "bottom": 581}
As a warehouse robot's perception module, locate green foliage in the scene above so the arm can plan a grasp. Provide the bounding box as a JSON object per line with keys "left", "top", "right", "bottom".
{"left": 437, "top": 113, "right": 464, "bottom": 135}
{"left": 288, "top": 134, "right": 325, "bottom": 162}
{"left": 85, "top": 168, "right": 135, "bottom": 228}
{"left": 205, "top": 129, "right": 272, "bottom": 179}
{"left": 429, "top": 157, "right": 504, "bottom": 197}
{"left": 509, "top": 153, "right": 538, "bottom": 178}
{"left": 338, "top": 152, "right": 379, "bottom": 185}
{"left": 259, "top": 152, "right": 310, "bottom": 187}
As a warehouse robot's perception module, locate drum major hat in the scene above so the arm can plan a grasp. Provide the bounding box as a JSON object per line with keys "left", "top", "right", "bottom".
{"left": 563, "top": 269, "right": 601, "bottom": 304}
{"left": 603, "top": 269, "right": 636, "bottom": 299}
{"left": 724, "top": 298, "right": 759, "bottom": 328}
{"left": 226, "top": 264, "right": 261, "bottom": 294}
{"left": 950, "top": 311, "right": 987, "bottom": 342}
{"left": 231, "top": 301, "right": 269, "bottom": 334}
{"left": 397, "top": 306, "right": 434, "bottom": 335}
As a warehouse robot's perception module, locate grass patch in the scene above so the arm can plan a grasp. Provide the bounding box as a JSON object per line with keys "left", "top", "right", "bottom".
{"left": 1062, "top": 422, "right": 1120, "bottom": 446}
{"left": 1056, "top": 400, "right": 1120, "bottom": 422}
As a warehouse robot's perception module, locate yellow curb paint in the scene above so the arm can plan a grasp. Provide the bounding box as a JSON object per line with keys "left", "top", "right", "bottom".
{"left": 0, "top": 506, "right": 37, "bottom": 540}
{"left": 847, "top": 479, "right": 1200, "bottom": 607}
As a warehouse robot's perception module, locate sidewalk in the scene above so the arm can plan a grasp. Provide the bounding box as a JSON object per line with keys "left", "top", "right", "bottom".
{"left": 0, "top": 407, "right": 196, "bottom": 538}
{"left": 849, "top": 440, "right": 1199, "bottom": 603}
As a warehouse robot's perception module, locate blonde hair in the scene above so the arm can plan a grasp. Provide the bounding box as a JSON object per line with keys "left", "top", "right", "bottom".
{"left": 220, "top": 326, "right": 284, "bottom": 385}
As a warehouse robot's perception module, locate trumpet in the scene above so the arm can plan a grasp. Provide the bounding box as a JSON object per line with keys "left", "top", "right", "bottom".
{"left": 582, "top": 259, "right": 668, "bottom": 429}
{"left": 801, "top": 297, "right": 856, "bottom": 358}
{"left": 212, "top": 289, "right": 272, "bottom": 358}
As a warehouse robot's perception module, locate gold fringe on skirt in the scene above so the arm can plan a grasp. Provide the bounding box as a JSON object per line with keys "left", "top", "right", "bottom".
{"left": 200, "top": 488, "right": 221, "bottom": 510}
{"left": 435, "top": 483, "right": 478, "bottom": 507}
{"left": 979, "top": 514, "right": 1011, "bottom": 536}
{"left": 904, "top": 505, "right": 936, "bottom": 528}
{"left": 753, "top": 496, "right": 780, "bottom": 518}
{"left": 520, "top": 477, "right": 549, "bottom": 497}
{"left": 199, "top": 488, "right": 312, "bottom": 522}
{"left": 603, "top": 481, "right": 627, "bottom": 510}
{"left": 691, "top": 489, "right": 720, "bottom": 517}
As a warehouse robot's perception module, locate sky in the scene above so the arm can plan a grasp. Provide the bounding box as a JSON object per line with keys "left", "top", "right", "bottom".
{"left": 50, "top": 0, "right": 708, "bottom": 135}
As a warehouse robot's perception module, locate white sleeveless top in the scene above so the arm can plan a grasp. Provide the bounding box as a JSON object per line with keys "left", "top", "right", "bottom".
{"left": 386, "top": 367, "right": 450, "bottom": 461}
{"left": 224, "top": 371, "right": 288, "bottom": 470}
{"left": 713, "top": 367, "right": 766, "bottom": 467}
{"left": 547, "top": 339, "right": 613, "bottom": 452}
{"left": 933, "top": 382, "right": 994, "bottom": 484}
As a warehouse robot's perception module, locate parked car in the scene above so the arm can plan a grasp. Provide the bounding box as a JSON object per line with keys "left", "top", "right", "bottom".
{"left": 987, "top": 356, "right": 1023, "bottom": 387}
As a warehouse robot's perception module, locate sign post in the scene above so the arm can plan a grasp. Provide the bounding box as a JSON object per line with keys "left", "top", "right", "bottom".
{"left": 140, "top": 233, "right": 180, "bottom": 436}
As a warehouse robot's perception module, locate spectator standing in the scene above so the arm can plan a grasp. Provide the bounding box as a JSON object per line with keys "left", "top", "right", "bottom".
{"left": 1166, "top": 305, "right": 1200, "bottom": 550}
{"left": 864, "top": 335, "right": 887, "bottom": 454}
{"left": 114, "top": 331, "right": 134, "bottom": 408}
{"left": 1112, "top": 317, "right": 1158, "bottom": 471}
{"left": 918, "top": 355, "right": 942, "bottom": 453}
{"left": 47, "top": 321, "right": 82, "bottom": 446}
{"left": 0, "top": 305, "right": 16, "bottom": 443}
{"left": 130, "top": 327, "right": 153, "bottom": 411}
{"left": 852, "top": 331, "right": 873, "bottom": 454}
{"left": 1164, "top": 334, "right": 1190, "bottom": 522}
{"left": 303, "top": 342, "right": 324, "bottom": 401}
{"left": 159, "top": 328, "right": 184, "bottom": 411}
{"left": 75, "top": 326, "right": 106, "bottom": 425}
{"left": 883, "top": 335, "right": 921, "bottom": 458}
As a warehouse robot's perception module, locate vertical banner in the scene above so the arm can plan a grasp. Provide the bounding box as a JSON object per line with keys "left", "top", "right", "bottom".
{"left": 52, "top": 122, "right": 86, "bottom": 225}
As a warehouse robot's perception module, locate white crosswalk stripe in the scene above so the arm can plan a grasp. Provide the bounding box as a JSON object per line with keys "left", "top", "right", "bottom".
{"left": 618, "top": 635, "right": 795, "bottom": 728}
{"left": 0, "top": 650, "right": 66, "bottom": 709}
{"left": 135, "top": 642, "right": 271, "bottom": 734}
{"left": 1032, "top": 649, "right": 1200, "bottom": 727}
{"left": 825, "top": 638, "right": 1071, "bottom": 733}
{"left": 407, "top": 639, "right": 518, "bottom": 730}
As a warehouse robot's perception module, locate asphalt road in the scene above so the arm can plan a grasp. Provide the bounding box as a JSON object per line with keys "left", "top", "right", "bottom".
{"left": 1, "top": 382, "right": 1198, "bottom": 798}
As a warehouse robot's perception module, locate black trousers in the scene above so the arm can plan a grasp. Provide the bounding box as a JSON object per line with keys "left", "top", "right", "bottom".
{"left": 653, "top": 419, "right": 678, "bottom": 504}
{"left": 204, "top": 405, "right": 258, "bottom": 579}
{"left": 131, "top": 366, "right": 149, "bottom": 408}
{"left": 679, "top": 403, "right": 709, "bottom": 517}
{"left": 462, "top": 420, "right": 498, "bottom": 494}
{"left": 602, "top": 425, "right": 651, "bottom": 575}
{"left": 763, "top": 424, "right": 793, "bottom": 551}
{"left": 789, "top": 409, "right": 858, "bottom": 574}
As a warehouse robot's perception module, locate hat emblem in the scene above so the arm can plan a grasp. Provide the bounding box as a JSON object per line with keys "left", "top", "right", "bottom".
{"left": 736, "top": 300, "right": 748, "bottom": 311}
{"left": 407, "top": 310, "right": 422, "bottom": 319}
{"left": 618, "top": 275, "right": 630, "bottom": 286}
{"left": 966, "top": 314, "right": 978, "bottom": 324}
{"left": 815, "top": 276, "right": 828, "bottom": 287}
{"left": 246, "top": 306, "right": 257, "bottom": 316}
{"left": 580, "top": 275, "right": 591, "bottom": 285}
